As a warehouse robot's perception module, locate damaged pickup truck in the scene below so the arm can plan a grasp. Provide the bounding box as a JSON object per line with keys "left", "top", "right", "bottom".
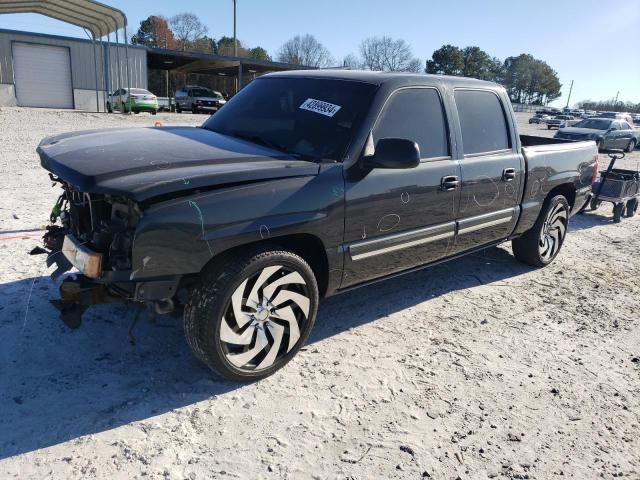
{"left": 38, "top": 71, "right": 598, "bottom": 381}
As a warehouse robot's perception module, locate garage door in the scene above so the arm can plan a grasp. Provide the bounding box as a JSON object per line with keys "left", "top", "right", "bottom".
{"left": 12, "top": 43, "right": 74, "bottom": 109}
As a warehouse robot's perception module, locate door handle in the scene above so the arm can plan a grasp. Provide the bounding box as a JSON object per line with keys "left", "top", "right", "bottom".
{"left": 441, "top": 175, "right": 459, "bottom": 191}
{"left": 502, "top": 168, "right": 516, "bottom": 182}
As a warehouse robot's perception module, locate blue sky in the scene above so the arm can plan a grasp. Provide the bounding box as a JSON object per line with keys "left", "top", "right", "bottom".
{"left": 2, "top": 0, "right": 639, "bottom": 106}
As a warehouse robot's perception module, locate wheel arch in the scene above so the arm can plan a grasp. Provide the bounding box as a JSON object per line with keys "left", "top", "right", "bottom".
{"left": 546, "top": 183, "right": 576, "bottom": 211}
{"left": 192, "top": 233, "right": 330, "bottom": 297}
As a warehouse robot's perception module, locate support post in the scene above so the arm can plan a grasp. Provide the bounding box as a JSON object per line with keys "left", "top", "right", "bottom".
{"left": 106, "top": 33, "right": 112, "bottom": 111}
{"left": 115, "top": 28, "right": 123, "bottom": 113}
{"left": 91, "top": 35, "right": 100, "bottom": 112}
{"left": 99, "top": 36, "right": 107, "bottom": 113}
{"left": 238, "top": 61, "right": 243, "bottom": 92}
{"left": 124, "top": 24, "right": 132, "bottom": 103}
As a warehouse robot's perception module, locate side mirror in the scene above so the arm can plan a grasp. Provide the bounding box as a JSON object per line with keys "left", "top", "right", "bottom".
{"left": 363, "top": 138, "right": 420, "bottom": 170}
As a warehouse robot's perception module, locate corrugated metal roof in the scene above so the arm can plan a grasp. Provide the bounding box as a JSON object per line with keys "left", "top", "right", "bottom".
{"left": 0, "top": 0, "right": 126, "bottom": 38}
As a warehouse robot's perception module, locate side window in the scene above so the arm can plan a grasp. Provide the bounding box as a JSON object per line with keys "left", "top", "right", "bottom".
{"left": 373, "top": 88, "right": 449, "bottom": 159}
{"left": 610, "top": 122, "right": 620, "bottom": 131}
{"left": 621, "top": 122, "right": 632, "bottom": 130}
{"left": 454, "top": 89, "right": 510, "bottom": 155}
{"left": 187, "top": 89, "right": 193, "bottom": 97}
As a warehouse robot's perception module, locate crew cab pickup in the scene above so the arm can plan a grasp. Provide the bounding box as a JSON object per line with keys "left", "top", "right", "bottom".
{"left": 37, "top": 71, "right": 598, "bottom": 381}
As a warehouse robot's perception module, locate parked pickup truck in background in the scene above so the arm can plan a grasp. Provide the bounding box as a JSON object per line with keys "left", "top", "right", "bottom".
{"left": 37, "top": 71, "right": 598, "bottom": 381}
{"left": 555, "top": 117, "right": 639, "bottom": 152}
{"left": 546, "top": 115, "right": 578, "bottom": 129}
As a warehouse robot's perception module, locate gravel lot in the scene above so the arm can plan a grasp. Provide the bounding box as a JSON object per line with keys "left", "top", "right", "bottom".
{"left": 0, "top": 107, "right": 639, "bottom": 479}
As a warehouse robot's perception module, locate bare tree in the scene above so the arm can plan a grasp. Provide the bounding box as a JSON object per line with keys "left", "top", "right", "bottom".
{"left": 342, "top": 53, "right": 361, "bottom": 69}
{"left": 276, "top": 34, "right": 334, "bottom": 68}
{"left": 170, "top": 12, "right": 208, "bottom": 51}
{"left": 360, "top": 36, "right": 421, "bottom": 72}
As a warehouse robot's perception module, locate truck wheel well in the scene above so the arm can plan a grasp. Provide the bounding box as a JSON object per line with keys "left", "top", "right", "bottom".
{"left": 197, "top": 234, "right": 329, "bottom": 297}
{"left": 547, "top": 184, "right": 576, "bottom": 211}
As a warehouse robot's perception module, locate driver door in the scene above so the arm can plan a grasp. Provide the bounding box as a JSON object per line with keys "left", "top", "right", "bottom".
{"left": 342, "top": 87, "right": 460, "bottom": 287}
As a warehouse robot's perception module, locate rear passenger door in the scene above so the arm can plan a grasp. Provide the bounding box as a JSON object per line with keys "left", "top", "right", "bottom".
{"left": 450, "top": 89, "right": 524, "bottom": 253}
{"left": 342, "top": 87, "right": 461, "bottom": 287}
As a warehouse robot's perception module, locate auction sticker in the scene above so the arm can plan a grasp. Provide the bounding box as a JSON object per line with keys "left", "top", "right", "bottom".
{"left": 299, "top": 98, "right": 341, "bottom": 117}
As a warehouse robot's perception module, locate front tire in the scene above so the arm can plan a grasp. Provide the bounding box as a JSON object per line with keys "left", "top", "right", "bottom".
{"left": 613, "top": 203, "right": 624, "bottom": 223}
{"left": 184, "top": 247, "right": 319, "bottom": 381}
{"left": 191, "top": 104, "right": 198, "bottom": 114}
{"left": 512, "top": 195, "right": 569, "bottom": 267}
{"left": 175, "top": 103, "right": 182, "bottom": 113}
{"left": 106, "top": 102, "right": 112, "bottom": 113}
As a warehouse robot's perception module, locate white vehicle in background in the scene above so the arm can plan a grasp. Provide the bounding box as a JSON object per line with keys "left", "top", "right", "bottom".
{"left": 175, "top": 86, "right": 227, "bottom": 114}
{"left": 107, "top": 88, "right": 158, "bottom": 114}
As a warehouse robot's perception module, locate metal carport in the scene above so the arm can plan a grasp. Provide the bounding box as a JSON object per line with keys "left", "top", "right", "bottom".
{"left": 0, "top": 0, "right": 131, "bottom": 112}
{"left": 147, "top": 47, "right": 312, "bottom": 96}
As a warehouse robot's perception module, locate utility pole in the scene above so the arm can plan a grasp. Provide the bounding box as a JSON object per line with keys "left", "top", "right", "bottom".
{"left": 565, "top": 80, "right": 573, "bottom": 108}
{"left": 614, "top": 91, "right": 620, "bottom": 104}
{"left": 233, "top": 0, "right": 237, "bottom": 57}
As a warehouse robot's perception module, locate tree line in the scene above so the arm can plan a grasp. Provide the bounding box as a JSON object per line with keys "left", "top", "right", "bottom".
{"left": 577, "top": 100, "right": 640, "bottom": 114}
{"left": 132, "top": 12, "right": 563, "bottom": 106}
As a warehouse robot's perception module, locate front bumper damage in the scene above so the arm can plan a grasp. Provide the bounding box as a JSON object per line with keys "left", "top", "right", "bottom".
{"left": 39, "top": 226, "right": 181, "bottom": 329}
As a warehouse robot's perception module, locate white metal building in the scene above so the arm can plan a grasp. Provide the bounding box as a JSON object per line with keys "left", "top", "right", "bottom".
{"left": 0, "top": 28, "right": 147, "bottom": 111}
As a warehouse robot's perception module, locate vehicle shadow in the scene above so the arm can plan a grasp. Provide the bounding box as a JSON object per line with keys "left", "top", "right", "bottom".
{"left": 0, "top": 246, "right": 532, "bottom": 459}
{"left": 570, "top": 208, "right": 619, "bottom": 231}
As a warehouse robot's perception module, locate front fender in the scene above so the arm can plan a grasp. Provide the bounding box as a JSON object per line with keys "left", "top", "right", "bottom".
{"left": 130, "top": 164, "right": 345, "bottom": 280}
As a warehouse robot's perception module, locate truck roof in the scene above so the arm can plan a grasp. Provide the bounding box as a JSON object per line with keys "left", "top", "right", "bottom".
{"left": 265, "top": 69, "right": 500, "bottom": 89}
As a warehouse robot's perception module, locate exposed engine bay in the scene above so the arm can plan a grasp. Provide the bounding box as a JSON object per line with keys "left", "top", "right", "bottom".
{"left": 44, "top": 174, "right": 141, "bottom": 280}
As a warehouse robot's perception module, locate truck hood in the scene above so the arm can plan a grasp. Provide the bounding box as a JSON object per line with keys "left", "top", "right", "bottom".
{"left": 38, "top": 126, "right": 319, "bottom": 202}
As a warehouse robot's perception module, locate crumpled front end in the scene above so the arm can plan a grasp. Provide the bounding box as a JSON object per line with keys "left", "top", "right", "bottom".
{"left": 41, "top": 176, "right": 180, "bottom": 328}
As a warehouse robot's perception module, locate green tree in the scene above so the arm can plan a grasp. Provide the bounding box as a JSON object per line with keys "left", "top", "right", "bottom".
{"left": 502, "top": 54, "right": 561, "bottom": 105}
{"left": 131, "top": 15, "right": 177, "bottom": 49}
{"left": 461, "top": 46, "right": 492, "bottom": 79}
{"left": 426, "top": 44, "right": 464, "bottom": 75}
{"left": 190, "top": 35, "right": 217, "bottom": 53}
{"left": 249, "top": 46, "right": 271, "bottom": 61}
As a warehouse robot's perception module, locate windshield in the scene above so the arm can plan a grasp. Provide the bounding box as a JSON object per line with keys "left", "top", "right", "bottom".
{"left": 572, "top": 119, "right": 612, "bottom": 130}
{"left": 202, "top": 77, "right": 377, "bottom": 161}
{"left": 191, "top": 88, "right": 221, "bottom": 98}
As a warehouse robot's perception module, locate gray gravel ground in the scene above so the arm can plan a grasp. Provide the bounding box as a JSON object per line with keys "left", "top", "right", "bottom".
{"left": 0, "top": 107, "right": 639, "bottom": 479}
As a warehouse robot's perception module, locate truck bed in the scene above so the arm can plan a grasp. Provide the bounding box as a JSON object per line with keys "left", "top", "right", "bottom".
{"left": 513, "top": 134, "right": 598, "bottom": 236}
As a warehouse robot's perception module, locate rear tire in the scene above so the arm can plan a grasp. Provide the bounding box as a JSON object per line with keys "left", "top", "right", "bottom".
{"left": 176, "top": 103, "right": 182, "bottom": 113}
{"left": 106, "top": 102, "right": 112, "bottom": 113}
{"left": 152, "top": 110, "right": 157, "bottom": 115}
{"left": 590, "top": 197, "right": 602, "bottom": 211}
{"left": 626, "top": 198, "right": 638, "bottom": 217}
{"left": 184, "top": 247, "right": 319, "bottom": 381}
{"left": 191, "top": 104, "right": 198, "bottom": 114}
{"left": 626, "top": 139, "right": 636, "bottom": 153}
{"left": 512, "top": 195, "right": 569, "bottom": 267}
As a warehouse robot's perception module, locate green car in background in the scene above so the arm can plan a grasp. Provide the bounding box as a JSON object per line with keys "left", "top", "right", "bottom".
{"left": 107, "top": 88, "right": 158, "bottom": 114}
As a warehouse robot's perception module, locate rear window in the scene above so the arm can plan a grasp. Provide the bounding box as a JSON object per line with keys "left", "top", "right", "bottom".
{"left": 455, "top": 90, "right": 510, "bottom": 155}
{"left": 373, "top": 88, "right": 449, "bottom": 159}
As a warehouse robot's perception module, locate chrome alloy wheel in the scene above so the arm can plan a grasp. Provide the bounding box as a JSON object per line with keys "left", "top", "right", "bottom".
{"left": 219, "top": 265, "right": 310, "bottom": 371}
{"left": 539, "top": 202, "right": 568, "bottom": 262}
